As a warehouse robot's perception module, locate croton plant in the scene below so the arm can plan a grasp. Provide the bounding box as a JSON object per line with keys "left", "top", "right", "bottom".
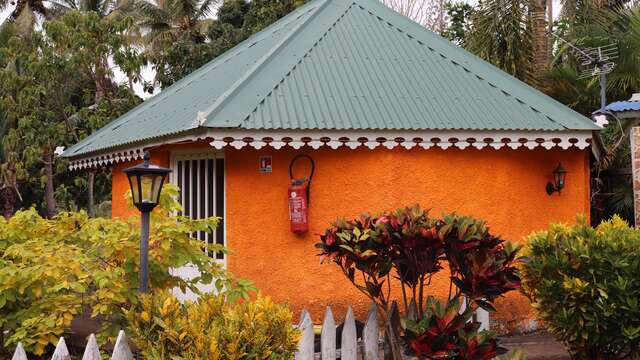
{"left": 316, "top": 205, "right": 523, "bottom": 359}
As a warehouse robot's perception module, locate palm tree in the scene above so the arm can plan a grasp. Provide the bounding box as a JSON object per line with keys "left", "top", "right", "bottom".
{"left": 465, "top": 0, "right": 536, "bottom": 84}
{"left": 530, "top": 0, "right": 549, "bottom": 73}
{"left": 133, "top": 0, "right": 216, "bottom": 88}
{"left": 135, "top": 0, "right": 216, "bottom": 51}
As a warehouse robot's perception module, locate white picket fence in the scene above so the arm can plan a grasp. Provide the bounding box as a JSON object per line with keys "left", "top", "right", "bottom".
{"left": 8, "top": 302, "right": 488, "bottom": 360}
{"left": 295, "top": 304, "right": 380, "bottom": 360}
{"left": 8, "top": 306, "right": 382, "bottom": 360}
{"left": 10, "top": 330, "right": 133, "bottom": 360}
{"left": 294, "top": 301, "right": 489, "bottom": 360}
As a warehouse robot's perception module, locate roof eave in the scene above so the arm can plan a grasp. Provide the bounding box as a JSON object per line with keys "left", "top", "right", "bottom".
{"left": 65, "top": 128, "right": 596, "bottom": 171}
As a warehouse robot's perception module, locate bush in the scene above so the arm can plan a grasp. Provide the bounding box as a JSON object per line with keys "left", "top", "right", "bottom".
{"left": 316, "top": 205, "right": 523, "bottom": 359}
{"left": 0, "top": 184, "right": 253, "bottom": 355}
{"left": 402, "top": 297, "right": 505, "bottom": 359}
{"left": 521, "top": 216, "right": 640, "bottom": 359}
{"left": 125, "top": 290, "right": 300, "bottom": 359}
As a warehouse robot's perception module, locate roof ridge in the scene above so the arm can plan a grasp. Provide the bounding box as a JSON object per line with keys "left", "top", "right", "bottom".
{"left": 240, "top": 1, "right": 356, "bottom": 127}
{"left": 200, "top": 0, "right": 332, "bottom": 126}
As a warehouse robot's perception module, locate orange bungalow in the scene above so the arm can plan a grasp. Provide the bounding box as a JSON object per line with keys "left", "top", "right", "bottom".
{"left": 62, "top": 0, "right": 601, "bottom": 331}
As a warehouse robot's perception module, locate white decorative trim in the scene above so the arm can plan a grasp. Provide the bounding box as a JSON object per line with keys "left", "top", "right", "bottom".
{"left": 205, "top": 130, "right": 593, "bottom": 152}
{"left": 68, "top": 147, "right": 145, "bottom": 170}
{"left": 67, "top": 130, "right": 593, "bottom": 170}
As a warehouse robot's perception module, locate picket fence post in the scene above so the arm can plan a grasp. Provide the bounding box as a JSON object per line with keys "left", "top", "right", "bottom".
{"left": 321, "top": 307, "right": 336, "bottom": 360}
{"left": 111, "top": 330, "right": 133, "bottom": 360}
{"left": 51, "top": 337, "right": 71, "bottom": 360}
{"left": 295, "top": 311, "right": 314, "bottom": 360}
{"left": 10, "top": 342, "right": 27, "bottom": 360}
{"left": 82, "top": 334, "right": 101, "bottom": 360}
{"left": 362, "top": 303, "right": 378, "bottom": 360}
{"left": 341, "top": 306, "right": 357, "bottom": 360}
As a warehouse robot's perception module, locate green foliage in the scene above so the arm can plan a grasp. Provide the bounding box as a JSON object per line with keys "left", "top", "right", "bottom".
{"left": 0, "top": 11, "right": 143, "bottom": 217}
{"left": 0, "top": 184, "right": 250, "bottom": 355}
{"left": 521, "top": 216, "right": 640, "bottom": 359}
{"left": 317, "top": 205, "right": 523, "bottom": 359}
{"left": 442, "top": 1, "right": 473, "bottom": 46}
{"left": 125, "top": 290, "right": 300, "bottom": 360}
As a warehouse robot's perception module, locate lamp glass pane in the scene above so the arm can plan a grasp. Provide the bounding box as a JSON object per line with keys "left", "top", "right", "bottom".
{"left": 150, "top": 174, "right": 165, "bottom": 204}
{"left": 140, "top": 174, "right": 158, "bottom": 204}
{"left": 128, "top": 174, "right": 140, "bottom": 204}
{"left": 555, "top": 170, "right": 566, "bottom": 187}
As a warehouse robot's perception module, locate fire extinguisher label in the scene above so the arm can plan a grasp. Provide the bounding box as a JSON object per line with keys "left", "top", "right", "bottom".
{"left": 289, "top": 196, "right": 307, "bottom": 224}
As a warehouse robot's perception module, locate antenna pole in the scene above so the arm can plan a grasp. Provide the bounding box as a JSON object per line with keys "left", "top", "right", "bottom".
{"left": 600, "top": 71, "right": 607, "bottom": 111}
{"left": 596, "top": 47, "right": 607, "bottom": 111}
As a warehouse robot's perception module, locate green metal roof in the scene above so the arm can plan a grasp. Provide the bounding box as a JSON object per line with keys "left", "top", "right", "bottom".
{"left": 63, "top": 0, "right": 599, "bottom": 159}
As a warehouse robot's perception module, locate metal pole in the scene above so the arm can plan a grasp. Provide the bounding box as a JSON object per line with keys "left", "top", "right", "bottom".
{"left": 598, "top": 47, "right": 607, "bottom": 112}
{"left": 600, "top": 70, "right": 607, "bottom": 112}
{"left": 139, "top": 211, "right": 150, "bottom": 293}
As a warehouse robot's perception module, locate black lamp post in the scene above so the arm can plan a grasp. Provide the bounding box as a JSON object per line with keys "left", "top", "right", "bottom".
{"left": 123, "top": 151, "right": 172, "bottom": 292}
{"left": 546, "top": 163, "right": 567, "bottom": 196}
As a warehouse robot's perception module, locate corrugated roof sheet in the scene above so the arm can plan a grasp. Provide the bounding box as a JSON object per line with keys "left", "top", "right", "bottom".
{"left": 606, "top": 101, "right": 640, "bottom": 112}
{"left": 63, "top": 0, "right": 599, "bottom": 159}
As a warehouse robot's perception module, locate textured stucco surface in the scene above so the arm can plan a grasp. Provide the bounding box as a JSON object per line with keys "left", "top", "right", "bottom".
{"left": 112, "top": 145, "right": 590, "bottom": 328}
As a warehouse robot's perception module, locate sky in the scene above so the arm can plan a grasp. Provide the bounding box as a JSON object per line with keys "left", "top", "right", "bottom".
{"left": 0, "top": 0, "right": 563, "bottom": 99}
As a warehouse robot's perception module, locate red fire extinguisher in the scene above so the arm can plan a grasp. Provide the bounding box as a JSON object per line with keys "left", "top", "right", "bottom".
{"left": 288, "top": 154, "right": 315, "bottom": 234}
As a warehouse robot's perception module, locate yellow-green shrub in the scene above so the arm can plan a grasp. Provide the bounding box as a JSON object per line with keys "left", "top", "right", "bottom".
{"left": 125, "top": 291, "right": 300, "bottom": 360}
{"left": 521, "top": 216, "right": 640, "bottom": 359}
{"left": 0, "top": 184, "right": 253, "bottom": 355}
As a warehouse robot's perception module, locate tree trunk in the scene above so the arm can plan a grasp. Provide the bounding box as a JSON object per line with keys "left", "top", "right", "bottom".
{"left": 87, "top": 169, "right": 95, "bottom": 217}
{"left": 1, "top": 187, "right": 16, "bottom": 219}
{"left": 43, "top": 149, "right": 57, "bottom": 217}
{"left": 531, "top": 0, "right": 549, "bottom": 74}
{"left": 1, "top": 162, "right": 20, "bottom": 219}
{"left": 547, "top": 0, "right": 553, "bottom": 62}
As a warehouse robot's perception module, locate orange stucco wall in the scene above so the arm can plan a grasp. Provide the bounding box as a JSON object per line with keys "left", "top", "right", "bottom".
{"left": 112, "top": 144, "right": 590, "bottom": 331}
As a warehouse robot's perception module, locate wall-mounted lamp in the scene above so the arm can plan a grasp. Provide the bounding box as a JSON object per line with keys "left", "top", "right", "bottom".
{"left": 546, "top": 163, "right": 567, "bottom": 195}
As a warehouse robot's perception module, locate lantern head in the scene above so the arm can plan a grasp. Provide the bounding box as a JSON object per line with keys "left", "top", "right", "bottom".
{"left": 546, "top": 163, "right": 567, "bottom": 195}
{"left": 123, "top": 152, "right": 172, "bottom": 212}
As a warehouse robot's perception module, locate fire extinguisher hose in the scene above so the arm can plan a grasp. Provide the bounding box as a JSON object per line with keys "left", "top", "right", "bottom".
{"left": 289, "top": 154, "right": 315, "bottom": 205}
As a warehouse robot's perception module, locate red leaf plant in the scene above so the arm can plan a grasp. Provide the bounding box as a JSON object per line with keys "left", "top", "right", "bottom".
{"left": 316, "top": 205, "right": 523, "bottom": 359}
